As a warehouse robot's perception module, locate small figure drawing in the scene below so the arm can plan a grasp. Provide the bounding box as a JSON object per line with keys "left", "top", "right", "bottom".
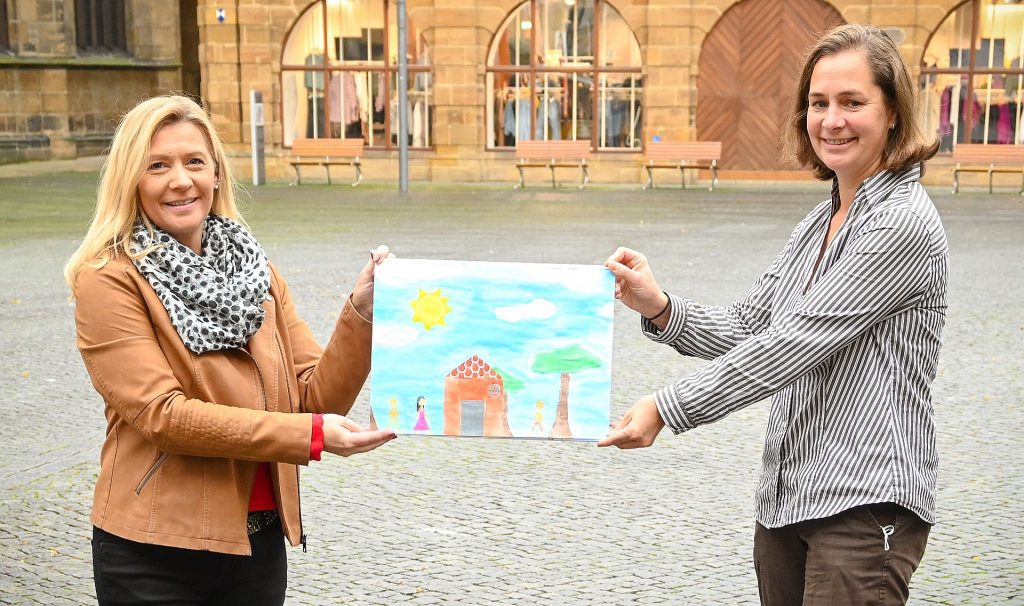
{"left": 388, "top": 397, "right": 400, "bottom": 431}
{"left": 531, "top": 400, "right": 545, "bottom": 435}
{"left": 413, "top": 396, "right": 430, "bottom": 432}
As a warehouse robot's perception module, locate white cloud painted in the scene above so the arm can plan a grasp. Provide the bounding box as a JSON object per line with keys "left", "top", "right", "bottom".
{"left": 495, "top": 298, "right": 557, "bottom": 322}
{"left": 374, "top": 324, "right": 420, "bottom": 347}
{"left": 560, "top": 268, "right": 613, "bottom": 294}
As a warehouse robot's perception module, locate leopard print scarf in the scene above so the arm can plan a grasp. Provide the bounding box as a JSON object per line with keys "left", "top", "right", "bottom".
{"left": 130, "top": 215, "right": 270, "bottom": 354}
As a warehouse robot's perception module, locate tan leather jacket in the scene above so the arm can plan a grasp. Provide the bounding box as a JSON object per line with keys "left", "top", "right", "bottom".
{"left": 75, "top": 256, "right": 371, "bottom": 555}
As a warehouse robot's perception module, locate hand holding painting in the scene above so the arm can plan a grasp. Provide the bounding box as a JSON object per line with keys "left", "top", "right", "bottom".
{"left": 598, "top": 246, "right": 669, "bottom": 449}
{"left": 350, "top": 244, "right": 395, "bottom": 321}
{"left": 322, "top": 414, "right": 396, "bottom": 457}
{"left": 603, "top": 246, "right": 671, "bottom": 330}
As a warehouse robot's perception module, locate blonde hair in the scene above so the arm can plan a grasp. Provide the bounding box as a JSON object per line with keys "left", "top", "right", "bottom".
{"left": 785, "top": 24, "right": 939, "bottom": 180}
{"left": 64, "top": 95, "right": 242, "bottom": 296}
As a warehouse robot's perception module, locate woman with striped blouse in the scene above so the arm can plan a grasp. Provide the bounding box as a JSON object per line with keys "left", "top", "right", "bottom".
{"left": 600, "top": 24, "right": 946, "bottom": 605}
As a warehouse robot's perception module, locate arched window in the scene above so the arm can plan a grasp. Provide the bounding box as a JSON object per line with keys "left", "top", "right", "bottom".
{"left": 920, "top": 0, "right": 1024, "bottom": 150}
{"left": 282, "top": 0, "right": 432, "bottom": 149}
{"left": 485, "top": 0, "right": 643, "bottom": 150}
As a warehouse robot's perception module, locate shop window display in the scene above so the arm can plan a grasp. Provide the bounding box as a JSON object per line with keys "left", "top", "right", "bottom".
{"left": 282, "top": 0, "right": 432, "bottom": 150}
{"left": 486, "top": 0, "right": 643, "bottom": 150}
{"left": 920, "top": 0, "right": 1024, "bottom": 150}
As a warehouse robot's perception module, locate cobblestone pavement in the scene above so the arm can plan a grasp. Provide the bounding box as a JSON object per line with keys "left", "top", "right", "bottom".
{"left": 1, "top": 171, "right": 1022, "bottom": 604}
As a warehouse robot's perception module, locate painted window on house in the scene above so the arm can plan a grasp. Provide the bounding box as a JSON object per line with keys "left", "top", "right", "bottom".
{"left": 75, "top": 0, "right": 127, "bottom": 54}
{"left": 921, "top": 0, "right": 1024, "bottom": 149}
{"left": 485, "top": 0, "right": 643, "bottom": 150}
{"left": 282, "top": 0, "right": 432, "bottom": 150}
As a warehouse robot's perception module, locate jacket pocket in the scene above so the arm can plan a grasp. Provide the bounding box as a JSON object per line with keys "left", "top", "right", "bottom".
{"left": 134, "top": 452, "right": 168, "bottom": 496}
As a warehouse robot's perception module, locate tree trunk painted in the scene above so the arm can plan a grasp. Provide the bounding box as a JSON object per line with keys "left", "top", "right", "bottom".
{"left": 549, "top": 372, "right": 573, "bottom": 439}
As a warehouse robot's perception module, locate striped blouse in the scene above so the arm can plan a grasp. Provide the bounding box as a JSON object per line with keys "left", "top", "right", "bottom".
{"left": 648, "top": 165, "right": 948, "bottom": 528}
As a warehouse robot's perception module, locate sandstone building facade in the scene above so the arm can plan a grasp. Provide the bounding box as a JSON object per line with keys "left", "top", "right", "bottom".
{"left": 2, "top": 0, "right": 1022, "bottom": 184}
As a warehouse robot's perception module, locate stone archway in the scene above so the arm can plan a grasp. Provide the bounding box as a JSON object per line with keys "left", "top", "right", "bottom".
{"left": 696, "top": 0, "right": 844, "bottom": 170}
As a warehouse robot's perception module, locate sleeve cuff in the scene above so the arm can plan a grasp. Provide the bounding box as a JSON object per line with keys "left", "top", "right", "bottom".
{"left": 310, "top": 414, "right": 325, "bottom": 461}
{"left": 347, "top": 294, "right": 371, "bottom": 324}
{"left": 641, "top": 293, "right": 688, "bottom": 343}
{"left": 654, "top": 385, "right": 694, "bottom": 435}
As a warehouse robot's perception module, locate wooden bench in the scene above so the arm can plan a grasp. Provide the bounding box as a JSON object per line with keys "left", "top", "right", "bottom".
{"left": 952, "top": 144, "right": 1024, "bottom": 195}
{"left": 289, "top": 138, "right": 363, "bottom": 186}
{"left": 513, "top": 140, "right": 591, "bottom": 189}
{"left": 642, "top": 141, "right": 722, "bottom": 191}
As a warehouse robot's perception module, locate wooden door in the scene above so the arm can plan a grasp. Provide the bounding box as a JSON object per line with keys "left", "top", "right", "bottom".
{"left": 696, "top": 0, "right": 844, "bottom": 170}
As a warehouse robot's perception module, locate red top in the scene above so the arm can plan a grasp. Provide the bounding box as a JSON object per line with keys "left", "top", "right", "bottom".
{"left": 248, "top": 414, "right": 324, "bottom": 512}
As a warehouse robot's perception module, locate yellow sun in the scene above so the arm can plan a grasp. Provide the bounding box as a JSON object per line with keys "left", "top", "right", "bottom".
{"left": 410, "top": 288, "right": 452, "bottom": 331}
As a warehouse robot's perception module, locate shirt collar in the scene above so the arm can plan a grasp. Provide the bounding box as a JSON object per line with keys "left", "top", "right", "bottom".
{"left": 829, "top": 164, "right": 922, "bottom": 216}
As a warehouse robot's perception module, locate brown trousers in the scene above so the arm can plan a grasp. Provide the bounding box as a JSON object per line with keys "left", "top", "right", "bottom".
{"left": 753, "top": 503, "right": 931, "bottom": 606}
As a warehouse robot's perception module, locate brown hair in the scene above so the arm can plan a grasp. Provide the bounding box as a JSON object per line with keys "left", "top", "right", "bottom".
{"left": 785, "top": 23, "right": 939, "bottom": 180}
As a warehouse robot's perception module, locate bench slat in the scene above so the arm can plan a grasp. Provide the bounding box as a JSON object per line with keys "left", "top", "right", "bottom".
{"left": 952, "top": 144, "right": 1024, "bottom": 163}
{"left": 644, "top": 141, "right": 722, "bottom": 162}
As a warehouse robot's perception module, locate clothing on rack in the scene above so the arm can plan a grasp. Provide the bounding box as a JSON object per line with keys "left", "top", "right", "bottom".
{"left": 304, "top": 54, "right": 326, "bottom": 138}
{"left": 537, "top": 97, "right": 562, "bottom": 140}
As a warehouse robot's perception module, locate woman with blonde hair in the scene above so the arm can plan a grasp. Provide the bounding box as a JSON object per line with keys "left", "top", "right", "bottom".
{"left": 66, "top": 95, "right": 396, "bottom": 605}
{"left": 601, "top": 24, "right": 946, "bottom": 604}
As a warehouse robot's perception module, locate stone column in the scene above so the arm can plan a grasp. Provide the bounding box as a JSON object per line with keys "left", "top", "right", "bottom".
{"left": 429, "top": 0, "right": 489, "bottom": 181}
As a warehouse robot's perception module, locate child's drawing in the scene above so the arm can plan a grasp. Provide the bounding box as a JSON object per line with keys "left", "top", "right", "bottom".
{"left": 370, "top": 259, "right": 614, "bottom": 441}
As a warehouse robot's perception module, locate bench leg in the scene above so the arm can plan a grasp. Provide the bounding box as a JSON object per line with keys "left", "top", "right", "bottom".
{"left": 679, "top": 167, "right": 686, "bottom": 190}
{"left": 292, "top": 165, "right": 302, "bottom": 186}
{"left": 952, "top": 169, "right": 959, "bottom": 195}
{"left": 514, "top": 165, "right": 526, "bottom": 189}
{"left": 989, "top": 168, "right": 993, "bottom": 195}
{"left": 643, "top": 166, "right": 654, "bottom": 190}
{"left": 549, "top": 164, "right": 557, "bottom": 188}
{"left": 324, "top": 164, "right": 333, "bottom": 186}
{"left": 352, "top": 163, "right": 362, "bottom": 187}
{"left": 709, "top": 165, "right": 718, "bottom": 192}
{"left": 579, "top": 164, "right": 588, "bottom": 189}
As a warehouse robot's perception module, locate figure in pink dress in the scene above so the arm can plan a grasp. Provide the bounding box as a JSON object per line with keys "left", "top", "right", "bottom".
{"left": 413, "top": 395, "right": 430, "bottom": 432}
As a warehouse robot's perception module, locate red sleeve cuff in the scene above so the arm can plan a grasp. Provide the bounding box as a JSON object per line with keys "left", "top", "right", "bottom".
{"left": 310, "top": 413, "right": 325, "bottom": 462}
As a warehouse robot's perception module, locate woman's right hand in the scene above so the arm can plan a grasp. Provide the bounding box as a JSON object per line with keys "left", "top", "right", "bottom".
{"left": 322, "top": 414, "right": 396, "bottom": 457}
{"left": 604, "top": 247, "right": 669, "bottom": 320}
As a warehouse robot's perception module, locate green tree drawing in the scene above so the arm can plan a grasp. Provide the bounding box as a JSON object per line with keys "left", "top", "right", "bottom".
{"left": 531, "top": 345, "right": 602, "bottom": 439}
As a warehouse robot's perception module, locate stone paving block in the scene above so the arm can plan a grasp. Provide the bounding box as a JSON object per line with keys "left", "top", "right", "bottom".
{"left": 1, "top": 177, "right": 1022, "bottom": 605}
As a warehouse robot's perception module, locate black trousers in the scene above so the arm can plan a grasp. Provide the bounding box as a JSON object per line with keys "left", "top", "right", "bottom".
{"left": 753, "top": 502, "right": 930, "bottom": 606}
{"left": 92, "top": 518, "right": 287, "bottom": 606}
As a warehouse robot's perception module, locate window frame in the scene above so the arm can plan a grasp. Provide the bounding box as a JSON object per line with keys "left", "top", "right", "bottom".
{"left": 485, "top": 0, "right": 644, "bottom": 152}
{"left": 74, "top": 0, "right": 128, "bottom": 54}
{"left": 279, "top": 0, "right": 433, "bottom": 151}
{"left": 920, "top": 0, "right": 1024, "bottom": 148}
{"left": 0, "top": 0, "right": 9, "bottom": 51}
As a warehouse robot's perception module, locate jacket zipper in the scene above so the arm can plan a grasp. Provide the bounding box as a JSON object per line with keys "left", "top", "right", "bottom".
{"left": 273, "top": 331, "right": 308, "bottom": 553}
{"left": 239, "top": 348, "right": 270, "bottom": 543}
{"left": 135, "top": 452, "right": 168, "bottom": 495}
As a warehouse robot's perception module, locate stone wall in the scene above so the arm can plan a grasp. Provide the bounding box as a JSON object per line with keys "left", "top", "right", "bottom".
{"left": 200, "top": 0, "right": 960, "bottom": 184}
{"left": 0, "top": 0, "right": 181, "bottom": 163}
{"left": 2, "top": 0, "right": 971, "bottom": 181}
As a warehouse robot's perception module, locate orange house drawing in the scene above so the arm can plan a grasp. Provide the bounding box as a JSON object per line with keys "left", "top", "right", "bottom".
{"left": 443, "top": 355, "right": 512, "bottom": 437}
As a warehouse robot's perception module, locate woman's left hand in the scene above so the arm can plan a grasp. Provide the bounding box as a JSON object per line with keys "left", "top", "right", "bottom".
{"left": 350, "top": 244, "right": 393, "bottom": 321}
{"left": 597, "top": 394, "right": 666, "bottom": 449}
